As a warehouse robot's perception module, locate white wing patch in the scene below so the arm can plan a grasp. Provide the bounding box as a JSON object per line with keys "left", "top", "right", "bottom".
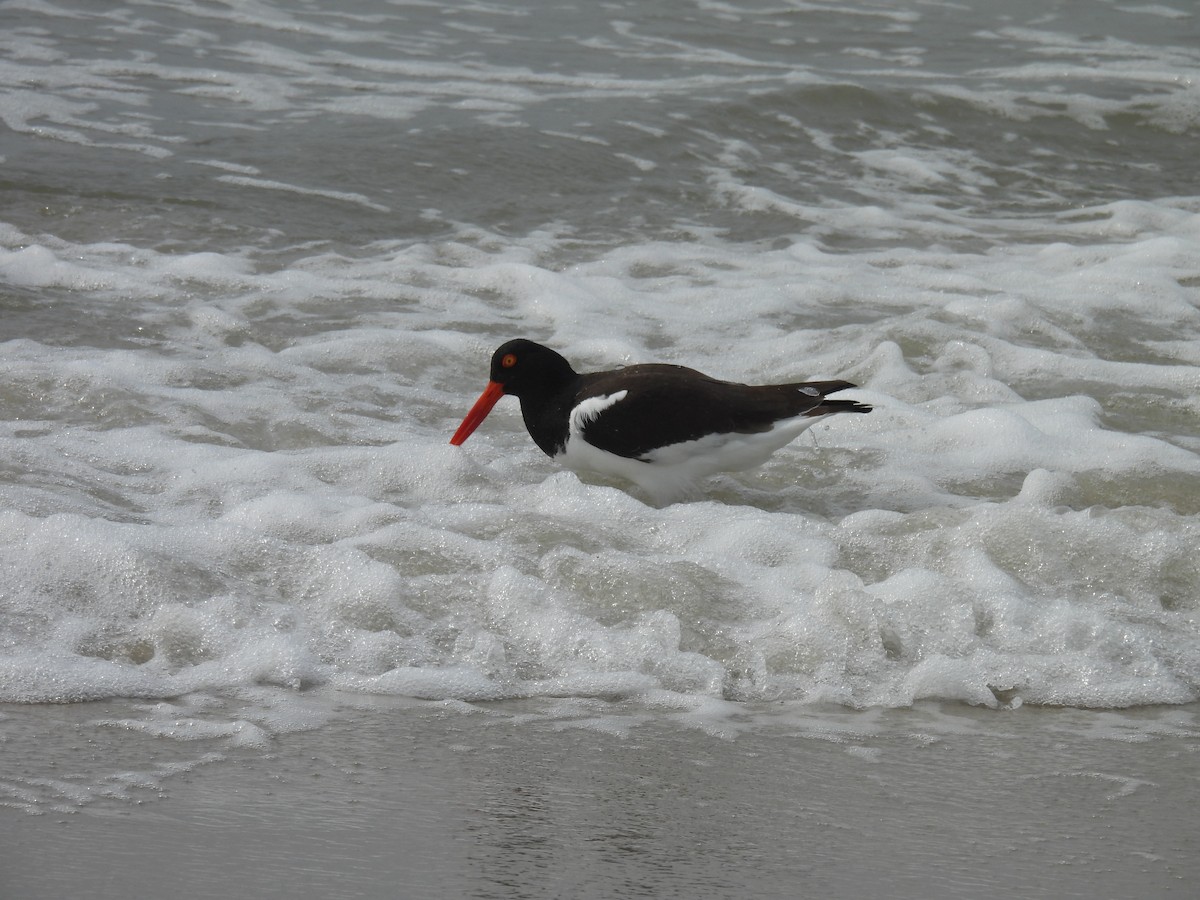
{"left": 569, "top": 390, "right": 628, "bottom": 436}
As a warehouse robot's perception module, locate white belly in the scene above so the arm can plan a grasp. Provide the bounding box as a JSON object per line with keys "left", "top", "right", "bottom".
{"left": 556, "top": 413, "right": 823, "bottom": 502}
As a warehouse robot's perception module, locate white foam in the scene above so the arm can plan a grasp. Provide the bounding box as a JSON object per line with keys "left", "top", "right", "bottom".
{"left": 213, "top": 175, "right": 392, "bottom": 213}
{"left": 3, "top": 210, "right": 1198, "bottom": 725}
{"left": 2, "top": 0, "right": 1199, "bottom": 782}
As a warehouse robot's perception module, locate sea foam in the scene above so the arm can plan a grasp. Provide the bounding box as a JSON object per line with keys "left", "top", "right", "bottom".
{"left": 2, "top": 215, "right": 1198, "bottom": 726}
{"left": 2, "top": 2, "right": 1199, "bottom": 818}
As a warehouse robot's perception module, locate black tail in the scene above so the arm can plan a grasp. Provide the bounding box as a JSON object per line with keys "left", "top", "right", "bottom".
{"left": 810, "top": 398, "right": 872, "bottom": 415}
{"left": 800, "top": 380, "right": 871, "bottom": 416}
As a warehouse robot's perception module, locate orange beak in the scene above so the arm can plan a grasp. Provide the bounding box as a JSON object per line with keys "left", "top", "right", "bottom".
{"left": 450, "top": 380, "right": 506, "bottom": 445}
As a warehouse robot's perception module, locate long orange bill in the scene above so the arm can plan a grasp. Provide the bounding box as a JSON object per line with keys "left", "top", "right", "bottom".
{"left": 450, "top": 381, "right": 506, "bottom": 445}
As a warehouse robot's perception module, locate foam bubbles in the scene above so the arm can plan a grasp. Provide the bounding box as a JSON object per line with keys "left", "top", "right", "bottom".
{"left": 2, "top": 0, "right": 1200, "bottom": 783}
{"left": 3, "top": 212, "right": 1199, "bottom": 729}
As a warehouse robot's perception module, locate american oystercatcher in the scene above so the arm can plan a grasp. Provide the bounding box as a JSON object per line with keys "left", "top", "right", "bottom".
{"left": 450, "top": 339, "right": 872, "bottom": 501}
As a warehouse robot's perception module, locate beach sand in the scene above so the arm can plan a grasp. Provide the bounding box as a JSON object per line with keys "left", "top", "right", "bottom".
{"left": 2, "top": 697, "right": 1197, "bottom": 899}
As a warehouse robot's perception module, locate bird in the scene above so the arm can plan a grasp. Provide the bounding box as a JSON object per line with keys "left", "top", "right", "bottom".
{"left": 449, "top": 339, "right": 871, "bottom": 502}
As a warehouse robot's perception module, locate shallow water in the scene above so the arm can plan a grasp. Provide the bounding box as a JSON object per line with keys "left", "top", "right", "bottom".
{"left": 3, "top": 696, "right": 1198, "bottom": 900}
{"left": 2, "top": 0, "right": 1199, "bottom": 833}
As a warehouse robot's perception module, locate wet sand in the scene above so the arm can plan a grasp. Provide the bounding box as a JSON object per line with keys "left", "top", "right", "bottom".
{"left": 2, "top": 699, "right": 1198, "bottom": 899}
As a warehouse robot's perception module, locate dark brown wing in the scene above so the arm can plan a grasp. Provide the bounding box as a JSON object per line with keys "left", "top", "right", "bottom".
{"left": 576, "top": 365, "right": 868, "bottom": 460}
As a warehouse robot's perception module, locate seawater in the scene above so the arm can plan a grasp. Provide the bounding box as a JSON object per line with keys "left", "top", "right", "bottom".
{"left": 2, "top": 0, "right": 1199, "bottom": 813}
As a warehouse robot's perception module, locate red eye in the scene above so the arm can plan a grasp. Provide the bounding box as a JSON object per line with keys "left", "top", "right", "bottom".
{"left": 501, "top": 353, "right": 517, "bottom": 368}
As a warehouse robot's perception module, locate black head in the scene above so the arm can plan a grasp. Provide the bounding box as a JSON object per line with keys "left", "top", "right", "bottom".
{"left": 489, "top": 339, "right": 578, "bottom": 398}
{"left": 451, "top": 339, "right": 580, "bottom": 446}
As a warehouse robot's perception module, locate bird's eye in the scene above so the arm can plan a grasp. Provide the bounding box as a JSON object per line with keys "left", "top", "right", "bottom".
{"left": 501, "top": 353, "right": 517, "bottom": 368}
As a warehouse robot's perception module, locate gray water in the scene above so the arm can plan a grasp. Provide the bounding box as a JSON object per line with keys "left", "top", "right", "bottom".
{"left": 2, "top": 2, "right": 1199, "bottom": 893}
{"left": 6, "top": 0, "right": 1198, "bottom": 253}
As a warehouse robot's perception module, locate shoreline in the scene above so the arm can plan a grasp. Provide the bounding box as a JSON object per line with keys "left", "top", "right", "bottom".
{"left": 3, "top": 698, "right": 1198, "bottom": 899}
